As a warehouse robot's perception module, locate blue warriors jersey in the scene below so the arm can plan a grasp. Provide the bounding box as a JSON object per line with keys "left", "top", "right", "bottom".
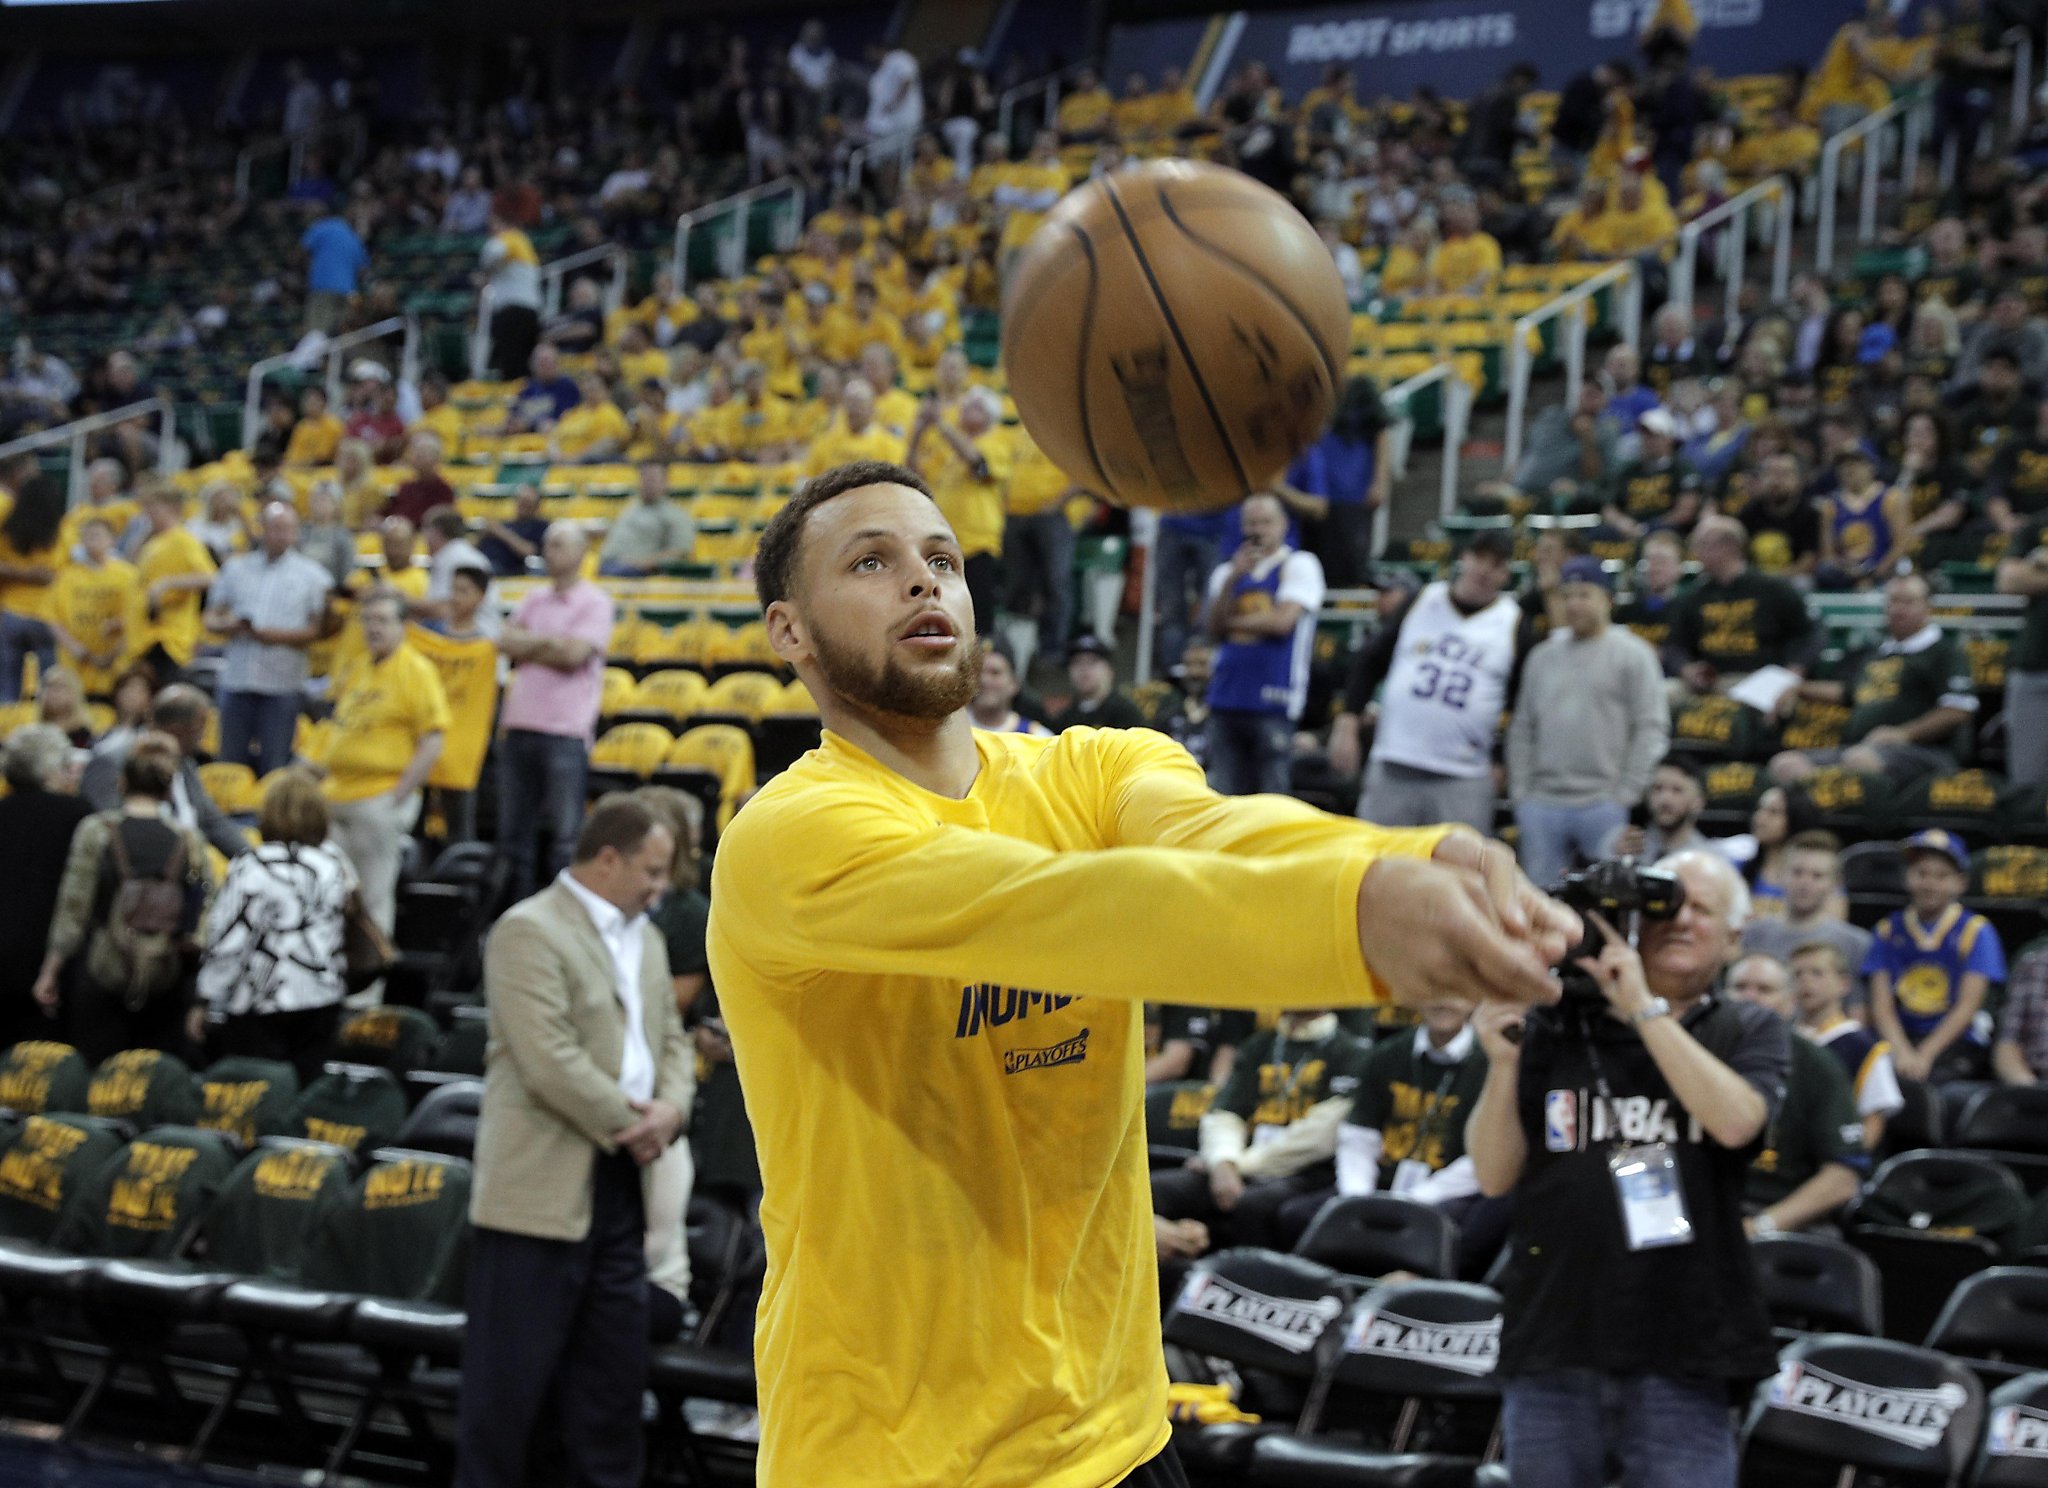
{"left": 1863, "top": 904, "right": 2007, "bottom": 1043}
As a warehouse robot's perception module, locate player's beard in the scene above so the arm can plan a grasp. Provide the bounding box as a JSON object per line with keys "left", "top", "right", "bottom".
{"left": 812, "top": 627, "right": 984, "bottom": 722}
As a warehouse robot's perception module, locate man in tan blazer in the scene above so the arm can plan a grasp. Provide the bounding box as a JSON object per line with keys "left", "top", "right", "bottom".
{"left": 456, "top": 795, "right": 696, "bottom": 1488}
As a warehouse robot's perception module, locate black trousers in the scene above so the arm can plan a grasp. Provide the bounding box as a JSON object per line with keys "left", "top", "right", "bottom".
{"left": 209, "top": 1005, "right": 342, "bottom": 1090}
{"left": 1121, "top": 1441, "right": 1190, "bottom": 1487}
{"left": 964, "top": 551, "right": 1002, "bottom": 636}
{"left": 456, "top": 1152, "right": 649, "bottom": 1488}
{"left": 488, "top": 304, "right": 541, "bottom": 382}
{"left": 1151, "top": 1164, "right": 1337, "bottom": 1253}
{"left": 66, "top": 974, "right": 193, "bottom": 1067}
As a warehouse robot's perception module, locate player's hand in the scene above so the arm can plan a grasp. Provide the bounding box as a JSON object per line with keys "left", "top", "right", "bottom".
{"left": 1358, "top": 852, "right": 1566, "bottom": 1011}
{"left": 1208, "top": 1161, "right": 1245, "bottom": 1211}
{"left": 1432, "top": 831, "right": 1581, "bottom": 969}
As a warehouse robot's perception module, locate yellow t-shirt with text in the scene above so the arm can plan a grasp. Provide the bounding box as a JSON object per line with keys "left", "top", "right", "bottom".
{"left": 324, "top": 643, "right": 453, "bottom": 803}
{"left": 707, "top": 726, "right": 1449, "bottom": 1488}
{"left": 49, "top": 558, "right": 140, "bottom": 693}
{"left": 554, "top": 401, "right": 632, "bottom": 461}
{"left": 285, "top": 414, "right": 346, "bottom": 467}
{"left": 133, "top": 526, "right": 218, "bottom": 664}
{"left": 405, "top": 623, "right": 500, "bottom": 791}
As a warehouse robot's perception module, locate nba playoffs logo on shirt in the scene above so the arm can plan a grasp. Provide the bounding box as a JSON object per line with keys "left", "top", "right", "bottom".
{"left": 1344, "top": 1307, "right": 1499, "bottom": 1376}
{"left": 1768, "top": 1361, "right": 1970, "bottom": 1450}
{"left": 1177, "top": 1273, "right": 1343, "bottom": 1353}
{"left": 1543, "top": 1090, "right": 1577, "bottom": 1152}
{"left": 1989, "top": 1404, "right": 2048, "bottom": 1458}
{"left": 1004, "top": 1029, "right": 1091, "bottom": 1075}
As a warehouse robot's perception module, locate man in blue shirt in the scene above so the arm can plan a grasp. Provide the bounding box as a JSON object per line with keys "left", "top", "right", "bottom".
{"left": 508, "top": 344, "right": 582, "bottom": 434}
{"left": 1202, "top": 492, "right": 1326, "bottom": 796}
{"left": 300, "top": 209, "right": 370, "bottom": 334}
{"left": 1864, "top": 829, "right": 2005, "bottom": 1086}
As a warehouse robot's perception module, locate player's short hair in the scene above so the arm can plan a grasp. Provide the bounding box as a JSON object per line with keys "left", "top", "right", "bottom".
{"left": 575, "top": 793, "right": 665, "bottom": 864}
{"left": 1789, "top": 940, "right": 1850, "bottom": 974}
{"left": 754, "top": 460, "right": 935, "bottom": 609}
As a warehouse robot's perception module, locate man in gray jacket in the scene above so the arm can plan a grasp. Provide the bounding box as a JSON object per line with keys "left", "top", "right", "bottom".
{"left": 1506, "top": 556, "right": 1669, "bottom": 888}
{"left": 81, "top": 683, "right": 247, "bottom": 861}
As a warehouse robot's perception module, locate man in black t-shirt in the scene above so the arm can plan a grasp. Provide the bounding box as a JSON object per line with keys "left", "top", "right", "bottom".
{"left": 1726, "top": 954, "right": 1867, "bottom": 1235}
{"left": 1734, "top": 452, "right": 1823, "bottom": 579}
{"left": 1669, "top": 515, "right": 1817, "bottom": 696}
{"left": 1769, "top": 570, "right": 1977, "bottom": 785}
{"left": 1150, "top": 1009, "right": 1371, "bottom": 1252}
{"left": 1469, "top": 849, "right": 1791, "bottom": 1488}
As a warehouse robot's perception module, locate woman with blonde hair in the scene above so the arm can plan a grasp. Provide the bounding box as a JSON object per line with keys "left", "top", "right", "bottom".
{"left": 196, "top": 767, "right": 356, "bottom": 1083}
{"left": 36, "top": 664, "right": 95, "bottom": 747}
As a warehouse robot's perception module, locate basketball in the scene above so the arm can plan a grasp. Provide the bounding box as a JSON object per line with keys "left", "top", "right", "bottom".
{"left": 1001, "top": 159, "right": 1351, "bottom": 514}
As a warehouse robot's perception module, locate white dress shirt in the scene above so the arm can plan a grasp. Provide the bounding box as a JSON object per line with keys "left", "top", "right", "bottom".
{"left": 558, "top": 870, "right": 655, "bottom": 1103}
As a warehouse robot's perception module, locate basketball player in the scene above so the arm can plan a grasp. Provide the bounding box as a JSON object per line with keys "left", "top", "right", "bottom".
{"left": 708, "top": 461, "right": 1577, "bottom": 1488}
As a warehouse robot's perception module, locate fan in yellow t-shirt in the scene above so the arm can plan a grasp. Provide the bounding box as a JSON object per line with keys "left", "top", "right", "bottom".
{"left": 284, "top": 386, "right": 347, "bottom": 467}
{"left": 129, "top": 486, "right": 218, "bottom": 673}
{"left": 995, "top": 133, "right": 1071, "bottom": 255}
{"left": 408, "top": 375, "right": 465, "bottom": 464}
{"left": 820, "top": 285, "right": 906, "bottom": 367}
{"left": 1583, "top": 176, "right": 1679, "bottom": 262}
{"left": 0, "top": 475, "right": 66, "bottom": 689}
{"left": 800, "top": 380, "right": 905, "bottom": 479}
{"left": 705, "top": 464, "right": 1573, "bottom": 1488}
{"left": 906, "top": 390, "right": 1011, "bottom": 630}
{"left": 857, "top": 346, "right": 922, "bottom": 437}
{"left": 1427, "top": 200, "right": 1503, "bottom": 294}
{"left": 48, "top": 517, "right": 140, "bottom": 696}
{"left": 1055, "top": 68, "right": 1115, "bottom": 139}
{"left": 322, "top": 591, "right": 450, "bottom": 930}
{"left": 551, "top": 374, "right": 633, "bottom": 464}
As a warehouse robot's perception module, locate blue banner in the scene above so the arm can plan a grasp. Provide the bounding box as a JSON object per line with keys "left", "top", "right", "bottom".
{"left": 1107, "top": 0, "right": 1882, "bottom": 107}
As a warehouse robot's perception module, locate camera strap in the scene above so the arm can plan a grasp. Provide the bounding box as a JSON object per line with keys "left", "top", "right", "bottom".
{"left": 1577, "top": 1007, "right": 1696, "bottom": 1250}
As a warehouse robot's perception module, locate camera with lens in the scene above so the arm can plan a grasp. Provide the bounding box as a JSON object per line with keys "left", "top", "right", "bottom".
{"left": 1552, "top": 858, "right": 1687, "bottom": 1006}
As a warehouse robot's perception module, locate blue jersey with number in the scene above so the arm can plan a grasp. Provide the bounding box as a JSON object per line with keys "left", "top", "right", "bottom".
{"left": 1863, "top": 904, "right": 2006, "bottom": 1043}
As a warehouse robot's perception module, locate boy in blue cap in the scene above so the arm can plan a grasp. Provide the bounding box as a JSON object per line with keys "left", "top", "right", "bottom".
{"left": 1863, "top": 829, "right": 2004, "bottom": 1084}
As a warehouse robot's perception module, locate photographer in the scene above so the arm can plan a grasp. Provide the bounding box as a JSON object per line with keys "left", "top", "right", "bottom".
{"left": 1468, "top": 850, "right": 1791, "bottom": 1488}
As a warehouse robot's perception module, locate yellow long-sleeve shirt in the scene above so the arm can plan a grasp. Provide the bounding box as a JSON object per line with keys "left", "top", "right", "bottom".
{"left": 707, "top": 726, "right": 1448, "bottom": 1488}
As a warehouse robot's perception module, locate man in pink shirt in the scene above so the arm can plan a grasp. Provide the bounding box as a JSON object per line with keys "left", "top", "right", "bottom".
{"left": 495, "top": 522, "right": 614, "bottom": 900}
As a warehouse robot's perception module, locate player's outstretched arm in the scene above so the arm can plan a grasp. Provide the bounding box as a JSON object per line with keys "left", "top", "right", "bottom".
{"left": 708, "top": 786, "right": 1565, "bottom": 1012}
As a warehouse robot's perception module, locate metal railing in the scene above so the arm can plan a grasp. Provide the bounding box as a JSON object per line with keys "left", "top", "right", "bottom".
{"left": 996, "top": 60, "right": 1095, "bottom": 148}
{"left": 670, "top": 177, "right": 804, "bottom": 291}
{"left": 71, "top": 168, "right": 185, "bottom": 216}
{"left": 1670, "top": 175, "right": 1794, "bottom": 329}
{"left": 0, "top": 399, "right": 179, "bottom": 507}
{"left": 540, "top": 243, "right": 631, "bottom": 320}
{"left": 1816, "top": 91, "right": 1923, "bottom": 274}
{"left": 1380, "top": 363, "right": 1475, "bottom": 558}
{"left": 470, "top": 246, "right": 631, "bottom": 381}
{"left": 1501, "top": 259, "right": 1644, "bottom": 477}
{"left": 243, "top": 316, "right": 418, "bottom": 448}
{"left": 840, "top": 125, "right": 919, "bottom": 195}
{"left": 233, "top": 116, "right": 368, "bottom": 200}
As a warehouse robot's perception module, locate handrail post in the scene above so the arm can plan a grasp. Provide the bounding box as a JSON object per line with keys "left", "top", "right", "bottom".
{"left": 243, "top": 361, "right": 266, "bottom": 450}
{"left": 1859, "top": 111, "right": 1882, "bottom": 243}
{"left": 472, "top": 285, "right": 494, "bottom": 381}
{"left": 2013, "top": 29, "right": 2033, "bottom": 135}
{"left": 672, "top": 215, "right": 691, "bottom": 291}
{"left": 1903, "top": 96, "right": 1924, "bottom": 200}
{"left": 1503, "top": 326, "right": 1533, "bottom": 476}
{"left": 1619, "top": 263, "right": 1643, "bottom": 350}
{"left": 1723, "top": 209, "right": 1748, "bottom": 329}
{"left": 1772, "top": 179, "right": 1793, "bottom": 303}
{"left": 1673, "top": 223, "right": 1699, "bottom": 325}
{"left": 607, "top": 247, "right": 629, "bottom": 317}
{"left": 1441, "top": 375, "right": 1469, "bottom": 521}
{"left": 1563, "top": 304, "right": 1588, "bottom": 409}
{"left": 1818, "top": 136, "right": 1841, "bottom": 274}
